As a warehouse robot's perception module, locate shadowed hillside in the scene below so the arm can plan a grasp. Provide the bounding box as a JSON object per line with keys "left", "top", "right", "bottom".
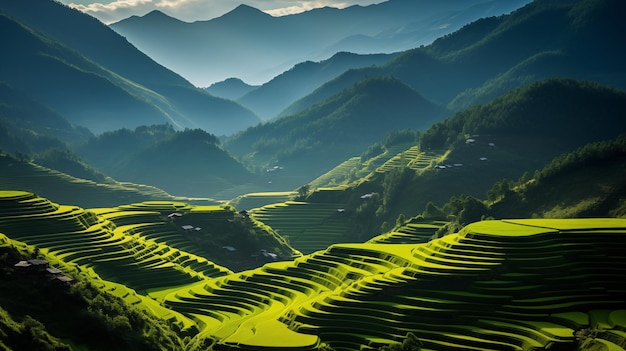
{"left": 236, "top": 52, "right": 398, "bottom": 120}
{"left": 0, "top": 1, "right": 260, "bottom": 135}
{"left": 289, "top": 0, "right": 626, "bottom": 118}
{"left": 76, "top": 126, "right": 262, "bottom": 198}
{"left": 110, "top": 0, "right": 530, "bottom": 86}
{"left": 299, "top": 79, "right": 626, "bottom": 241}
{"left": 225, "top": 76, "right": 444, "bottom": 191}
{"left": 0, "top": 153, "right": 189, "bottom": 208}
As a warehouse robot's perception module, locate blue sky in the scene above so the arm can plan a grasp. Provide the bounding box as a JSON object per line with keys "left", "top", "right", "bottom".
{"left": 59, "top": 0, "right": 383, "bottom": 24}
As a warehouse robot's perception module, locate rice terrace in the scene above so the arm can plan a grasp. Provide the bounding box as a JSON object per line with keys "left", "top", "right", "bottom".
{"left": 2, "top": 0, "right": 626, "bottom": 350}
{"left": 1, "top": 191, "right": 626, "bottom": 350}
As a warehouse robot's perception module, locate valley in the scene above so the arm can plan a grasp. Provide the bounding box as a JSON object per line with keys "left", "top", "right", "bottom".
{"left": 1, "top": 0, "right": 626, "bottom": 350}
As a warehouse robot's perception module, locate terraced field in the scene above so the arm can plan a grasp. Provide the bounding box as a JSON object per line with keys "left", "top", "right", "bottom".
{"left": 0, "top": 153, "right": 219, "bottom": 208}
{"left": 376, "top": 146, "right": 445, "bottom": 174}
{"left": 307, "top": 143, "right": 418, "bottom": 189}
{"left": 368, "top": 220, "right": 448, "bottom": 244}
{"left": 228, "top": 192, "right": 296, "bottom": 211}
{"left": 161, "top": 218, "right": 626, "bottom": 350}
{"left": 2, "top": 191, "right": 625, "bottom": 351}
{"left": 0, "top": 191, "right": 232, "bottom": 293}
{"left": 249, "top": 200, "right": 350, "bottom": 254}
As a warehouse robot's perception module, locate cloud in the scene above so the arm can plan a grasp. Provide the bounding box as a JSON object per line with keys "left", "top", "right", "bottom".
{"left": 264, "top": 1, "right": 354, "bottom": 16}
{"left": 63, "top": 0, "right": 381, "bottom": 24}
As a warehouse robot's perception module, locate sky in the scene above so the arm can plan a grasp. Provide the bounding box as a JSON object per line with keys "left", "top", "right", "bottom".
{"left": 59, "top": 0, "right": 383, "bottom": 24}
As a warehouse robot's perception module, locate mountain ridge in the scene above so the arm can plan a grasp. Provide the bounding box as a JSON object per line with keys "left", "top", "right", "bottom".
{"left": 0, "top": 0, "right": 261, "bottom": 135}
{"left": 110, "top": 0, "right": 531, "bottom": 86}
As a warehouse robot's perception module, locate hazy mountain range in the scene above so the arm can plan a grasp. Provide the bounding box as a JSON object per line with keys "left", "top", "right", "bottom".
{"left": 2, "top": 0, "right": 626, "bottom": 199}
{"left": 1, "top": 1, "right": 626, "bottom": 348}
{"left": 110, "top": 0, "right": 532, "bottom": 87}
{"left": 0, "top": 0, "right": 260, "bottom": 136}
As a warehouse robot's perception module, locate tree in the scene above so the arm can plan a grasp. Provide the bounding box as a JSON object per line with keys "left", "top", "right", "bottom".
{"left": 422, "top": 201, "right": 444, "bottom": 219}
{"left": 396, "top": 213, "right": 406, "bottom": 227}
{"left": 379, "top": 332, "right": 422, "bottom": 351}
{"left": 296, "top": 185, "right": 310, "bottom": 200}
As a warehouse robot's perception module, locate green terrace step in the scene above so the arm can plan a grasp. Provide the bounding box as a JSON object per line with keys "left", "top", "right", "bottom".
{"left": 229, "top": 192, "right": 297, "bottom": 210}
{"left": 0, "top": 193, "right": 231, "bottom": 292}
{"left": 0, "top": 158, "right": 176, "bottom": 207}
{"left": 3, "top": 192, "right": 626, "bottom": 351}
{"left": 375, "top": 147, "right": 444, "bottom": 174}
{"left": 308, "top": 157, "right": 362, "bottom": 189}
{"left": 156, "top": 218, "right": 626, "bottom": 350}
{"left": 250, "top": 201, "right": 350, "bottom": 254}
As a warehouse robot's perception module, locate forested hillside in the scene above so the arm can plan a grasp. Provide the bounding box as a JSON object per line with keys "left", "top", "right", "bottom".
{"left": 77, "top": 126, "right": 261, "bottom": 197}
{"left": 225, "top": 76, "right": 444, "bottom": 190}
{"left": 283, "top": 0, "right": 626, "bottom": 120}
{"left": 0, "top": 0, "right": 260, "bottom": 135}
{"left": 301, "top": 79, "right": 626, "bottom": 241}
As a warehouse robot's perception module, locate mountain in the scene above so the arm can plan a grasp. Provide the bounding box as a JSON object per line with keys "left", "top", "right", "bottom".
{"left": 205, "top": 78, "right": 258, "bottom": 101}
{"left": 235, "top": 51, "right": 398, "bottom": 120}
{"left": 0, "top": 152, "right": 193, "bottom": 208}
{"left": 76, "top": 127, "right": 261, "bottom": 198}
{"left": 0, "top": 83, "right": 92, "bottom": 155}
{"left": 0, "top": 0, "right": 260, "bottom": 135}
{"left": 110, "top": 0, "right": 531, "bottom": 86}
{"left": 225, "top": 76, "right": 445, "bottom": 189}
{"left": 487, "top": 133, "right": 626, "bottom": 219}
{"left": 329, "top": 78, "right": 626, "bottom": 239}
{"left": 287, "top": 0, "right": 626, "bottom": 117}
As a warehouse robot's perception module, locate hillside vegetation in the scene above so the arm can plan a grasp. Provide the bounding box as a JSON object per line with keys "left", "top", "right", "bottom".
{"left": 225, "top": 76, "right": 444, "bottom": 190}
{"left": 287, "top": 0, "right": 626, "bottom": 120}
{"left": 0, "top": 1, "right": 260, "bottom": 135}
{"left": 77, "top": 126, "right": 260, "bottom": 198}
{"left": 289, "top": 79, "right": 626, "bottom": 241}
{"left": 1, "top": 0, "right": 625, "bottom": 349}
{"left": 2, "top": 194, "right": 626, "bottom": 350}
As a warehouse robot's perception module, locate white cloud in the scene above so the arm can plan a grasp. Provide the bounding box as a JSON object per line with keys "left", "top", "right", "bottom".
{"left": 63, "top": 0, "right": 381, "bottom": 24}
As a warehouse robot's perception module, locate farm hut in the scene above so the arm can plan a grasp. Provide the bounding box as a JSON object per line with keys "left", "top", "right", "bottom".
{"left": 54, "top": 276, "right": 74, "bottom": 286}
{"left": 360, "top": 193, "right": 373, "bottom": 199}
{"left": 259, "top": 249, "right": 278, "bottom": 261}
{"left": 14, "top": 260, "right": 31, "bottom": 268}
{"left": 466, "top": 138, "right": 476, "bottom": 144}
{"left": 222, "top": 246, "right": 237, "bottom": 252}
{"left": 168, "top": 212, "right": 183, "bottom": 219}
{"left": 181, "top": 225, "right": 195, "bottom": 231}
{"left": 17, "top": 259, "right": 50, "bottom": 272}
{"left": 29, "top": 259, "right": 49, "bottom": 268}
{"left": 46, "top": 267, "right": 62, "bottom": 275}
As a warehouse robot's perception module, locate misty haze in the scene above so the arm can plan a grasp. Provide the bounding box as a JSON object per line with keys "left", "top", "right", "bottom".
{"left": 1, "top": 0, "right": 626, "bottom": 350}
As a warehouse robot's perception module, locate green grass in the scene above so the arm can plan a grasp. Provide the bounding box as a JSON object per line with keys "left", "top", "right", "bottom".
{"left": 250, "top": 201, "right": 351, "bottom": 254}
{"left": 3, "top": 191, "right": 626, "bottom": 350}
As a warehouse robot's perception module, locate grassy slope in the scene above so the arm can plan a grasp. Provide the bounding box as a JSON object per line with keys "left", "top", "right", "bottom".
{"left": 2, "top": 190, "right": 626, "bottom": 350}
{"left": 0, "top": 152, "right": 188, "bottom": 208}
{"left": 161, "top": 218, "right": 626, "bottom": 350}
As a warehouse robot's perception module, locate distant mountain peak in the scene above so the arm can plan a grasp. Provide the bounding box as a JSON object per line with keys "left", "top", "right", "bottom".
{"left": 142, "top": 9, "right": 183, "bottom": 22}
{"left": 112, "top": 9, "right": 184, "bottom": 26}
{"left": 221, "top": 4, "right": 271, "bottom": 19}
{"left": 144, "top": 10, "right": 169, "bottom": 18}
